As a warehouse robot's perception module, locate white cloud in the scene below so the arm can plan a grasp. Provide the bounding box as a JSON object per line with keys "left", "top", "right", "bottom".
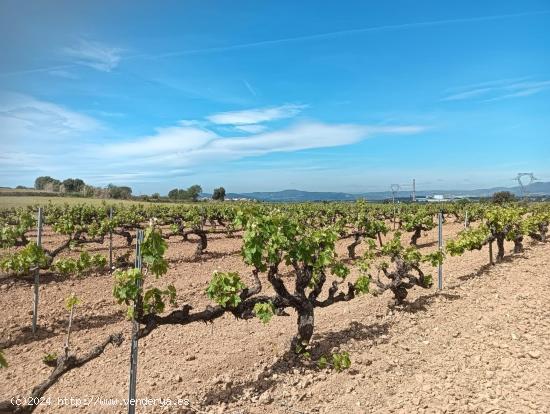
{"left": 0, "top": 94, "right": 428, "bottom": 190}
{"left": 442, "top": 87, "right": 493, "bottom": 101}
{"left": 0, "top": 92, "right": 101, "bottom": 144}
{"left": 443, "top": 79, "right": 550, "bottom": 102}
{"left": 100, "top": 120, "right": 426, "bottom": 168}
{"left": 48, "top": 69, "right": 80, "bottom": 79}
{"left": 243, "top": 80, "right": 257, "bottom": 96}
{"left": 105, "top": 123, "right": 216, "bottom": 157}
{"left": 64, "top": 39, "right": 122, "bottom": 72}
{"left": 0, "top": 93, "right": 105, "bottom": 186}
{"left": 483, "top": 80, "right": 550, "bottom": 102}
{"left": 234, "top": 124, "right": 268, "bottom": 133}
{"left": 206, "top": 104, "right": 306, "bottom": 125}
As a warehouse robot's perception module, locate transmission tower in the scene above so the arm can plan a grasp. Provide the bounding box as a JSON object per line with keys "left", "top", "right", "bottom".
{"left": 515, "top": 173, "right": 538, "bottom": 198}
{"left": 390, "top": 184, "right": 400, "bottom": 203}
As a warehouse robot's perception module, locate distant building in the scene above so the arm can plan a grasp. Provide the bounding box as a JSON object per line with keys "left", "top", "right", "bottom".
{"left": 422, "top": 194, "right": 452, "bottom": 202}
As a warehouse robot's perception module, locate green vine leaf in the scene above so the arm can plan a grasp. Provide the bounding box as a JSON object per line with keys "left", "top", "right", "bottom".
{"left": 206, "top": 271, "right": 246, "bottom": 308}
{"left": 253, "top": 301, "right": 275, "bottom": 324}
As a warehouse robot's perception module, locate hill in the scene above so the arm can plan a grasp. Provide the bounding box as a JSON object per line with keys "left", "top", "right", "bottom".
{"left": 220, "top": 182, "right": 550, "bottom": 202}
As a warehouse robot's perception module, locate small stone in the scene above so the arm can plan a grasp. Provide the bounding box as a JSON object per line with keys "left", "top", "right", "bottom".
{"left": 528, "top": 351, "right": 541, "bottom": 359}
{"left": 258, "top": 391, "right": 272, "bottom": 404}
{"left": 185, "top": 355, "right": 196, "bottom": 361}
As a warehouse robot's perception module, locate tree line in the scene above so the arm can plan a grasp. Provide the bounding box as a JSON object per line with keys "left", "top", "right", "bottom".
{"left": 30, "top": 176, "right": 226, "bottom": 202}
{"left": 33, "top": 176, "right": 133, "bottom": 200}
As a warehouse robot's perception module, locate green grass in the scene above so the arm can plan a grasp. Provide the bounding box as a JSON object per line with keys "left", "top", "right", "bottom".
{"left": 0, "top": 196, "right": 157, "bottom": 210}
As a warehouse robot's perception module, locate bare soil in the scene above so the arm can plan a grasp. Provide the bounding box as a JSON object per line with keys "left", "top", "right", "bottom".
{"left": 1, "top": 223, "right": 549, "bottom": 413}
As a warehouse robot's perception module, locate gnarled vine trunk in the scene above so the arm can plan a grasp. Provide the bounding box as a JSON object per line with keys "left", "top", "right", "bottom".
{"left": 495, "top": 236, "right": 505, "bottom": 262}
{"left": 193, "top": 230, "right": 207, "bottom": 260}
{"left": 410, "top": 227, "right": 422, "bottom": 246}
{"left": 290, "top": 303, "right": 314, "bottom": 353}
{"left": 347, "top": 233, "right": 361, "bottom": 259}
{"left": 513, "top": 235, "right": 524, "bottom": 253}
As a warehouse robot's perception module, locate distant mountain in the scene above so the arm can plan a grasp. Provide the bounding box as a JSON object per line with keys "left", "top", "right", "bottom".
{"left": 229, "top": 189, "right": 356, "bottom": 201}
{"left": 212, "top": 182, "right": 550, "bottom": 202}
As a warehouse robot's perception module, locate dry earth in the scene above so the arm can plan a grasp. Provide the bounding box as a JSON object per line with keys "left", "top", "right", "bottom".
{"left": 1, "top": 223, "right": 549, "bottom": 413}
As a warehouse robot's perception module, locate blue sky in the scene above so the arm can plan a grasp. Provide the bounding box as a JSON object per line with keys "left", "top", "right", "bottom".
{"left": 0, "top": 0, "right": 549, "bottom": 195}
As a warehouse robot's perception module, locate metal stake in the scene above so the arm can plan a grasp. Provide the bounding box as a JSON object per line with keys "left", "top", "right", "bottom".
{"left": 438, "top": 211, "right": 443, "bottom": 290}
{"left": 128, "top": 229, "right": 144, "bottom": 414}
{"left": 109, "top": 207, "right": 113, "bottom": 270}
{"left": 32, "top": 208, "right": 43, "bottom": 334}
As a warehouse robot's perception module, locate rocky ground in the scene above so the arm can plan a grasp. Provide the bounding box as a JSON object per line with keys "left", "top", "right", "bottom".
{"left": 1, "top": 223, "right": 549, "bottom": 413}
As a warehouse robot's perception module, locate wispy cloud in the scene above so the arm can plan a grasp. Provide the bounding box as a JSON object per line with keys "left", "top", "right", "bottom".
{"left": 234, "top": 124, "right": 267, "bottom": 133}
{"left": 145, "top": 10, "right": 550, "bottom": 60}
{"left": 243, "top": 80, "right": 257, "bottom": 96}
{"left": 442, "top": 87, "right": 494, "bottom": 101}
{"left": 63, "top": 39, "right": 122, "bottom": 72}
{"left": 483, "top": 80, "right": 550, "bottom": 102}
{"left": 48, "top": 69, "right": 80, "bottom": 79}
{"left": 2, "top": 10, "right": 548, "bottom": 78}
{"left": 90, "top": 110, "right": 126, "bottom": 118}
{"left": 0, "top": 92, "right": 101, "bottom": 143}
{"left": 100, "top": 120, "right": 426, "bottom": 169}
{"left": 207, "top": 104, "right": 306, "bottom": 125}
{"left": 443, "top": 79, "right": 550, "bottom": 102}
{"left": 105, "top": 123, "right": 217, "bottom": 157}
{"left": 0, "top": 94, "right": 104, "bottom": 184}
{"left": 0, "top": 93, "right": 428, "bottom": 189}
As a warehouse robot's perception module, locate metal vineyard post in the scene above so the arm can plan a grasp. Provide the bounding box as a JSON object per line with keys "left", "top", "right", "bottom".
{"left": 438, "top": 211, "right": 443, "bottom": 290}
{"left": 32, "top": 207, "right": 43, "bottom": 334}
{"left": 109, "top": 207, "right": 113, "bottom": 271}
{"left": 128, "top": 229, "right": 144, "bottom": 414}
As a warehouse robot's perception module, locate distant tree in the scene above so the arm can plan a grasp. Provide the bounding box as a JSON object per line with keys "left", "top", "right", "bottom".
{"left": 168, "top": 185, "right": 202, "bottom": 202}
{"left": 82, "top": 185, "right": 96, "bottom": 198}
{"left": 44, "top": 181, "right": 61, "bottom": 192}
{"left": 212, "top": 187, "right": 226, "bottom": 201}
{"left": 35, "top": 176, "right": 61, "bottom": 191}
{"left": 168, "top": 188, "right": 180, "bottom": 200}
{"left": 15, "top": 185, "right": 30, "bottom": 189}
{"left": 186, "top": 185, "right": 202, "bottom": 202}
{"left": 151, "top": 193, "right": 160, "bottom": 200}
{"left": 107, "top": 184, "right": 133, "bottom": 199}
{"left": 62, "top": 178, "right": 86, "bottom": 193}
{"left": 492, "top": 191, "right": 516, "bottom": 204}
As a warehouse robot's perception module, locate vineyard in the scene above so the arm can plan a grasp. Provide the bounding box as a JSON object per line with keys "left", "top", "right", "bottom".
{"left": 0, "top": 200, "right": 549, "bottom": 413}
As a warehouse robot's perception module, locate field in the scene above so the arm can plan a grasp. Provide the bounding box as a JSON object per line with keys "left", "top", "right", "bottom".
{"left": 0, "top": 201, "right": 549, "bottom": 413}
{"left": 0, "top": 195, "right": 156, "bottom": 210}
